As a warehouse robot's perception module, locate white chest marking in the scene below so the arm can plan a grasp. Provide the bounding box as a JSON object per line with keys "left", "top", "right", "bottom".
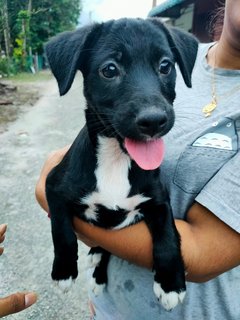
{"left": 96, "top": 136, "right": 132, "bottom": 204}
{"left": 81, "top": 136, "right": 150, "bottom": 225}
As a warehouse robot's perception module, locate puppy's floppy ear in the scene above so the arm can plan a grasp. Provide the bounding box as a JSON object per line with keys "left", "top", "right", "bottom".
{"left": 166, "top": 26, "right": 199, "bottom": 87}
{"left": 149, "top": 18, "right": 199, "bottom": 87}
{"left": 45, "top": 23, "right": 101, "bottom": 95}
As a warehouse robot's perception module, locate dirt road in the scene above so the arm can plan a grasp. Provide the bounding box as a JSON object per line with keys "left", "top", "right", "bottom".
{"left": 0, "top": 74, "right": 91, "bottom": 319}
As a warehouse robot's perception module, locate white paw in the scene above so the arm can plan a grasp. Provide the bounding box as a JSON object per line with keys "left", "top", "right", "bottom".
{"left": 153, "top": 281, "right": 186, "bottom": 311}
{"left": 90, "top": 277, "right": 105, "bottom": 296}
{"left": 86, "top": 253, "right": 102, "bottom": 269}
{"left": 54, "top": 277, "right": 74, "bottom": 293}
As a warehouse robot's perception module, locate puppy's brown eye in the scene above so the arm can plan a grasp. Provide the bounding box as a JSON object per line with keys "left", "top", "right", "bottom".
{"left": 159, "top": 60, "right": 172, "bottom": 75}
{"left": 101, "top": 63, "right": 119, "bottom": 79}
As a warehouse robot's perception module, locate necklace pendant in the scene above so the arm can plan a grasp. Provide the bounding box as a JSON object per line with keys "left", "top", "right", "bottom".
{"left": 202, "top": 100, "right": 217, "bottom": 117}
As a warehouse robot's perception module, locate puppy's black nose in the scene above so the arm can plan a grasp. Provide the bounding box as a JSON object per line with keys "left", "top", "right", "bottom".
{"left": 136, "top": 111, "right": 167, "bottom": 137}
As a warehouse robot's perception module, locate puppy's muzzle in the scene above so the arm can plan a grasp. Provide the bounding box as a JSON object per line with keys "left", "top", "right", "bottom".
{"left": 136, "top": 109, "right": 168, "bottom": 138}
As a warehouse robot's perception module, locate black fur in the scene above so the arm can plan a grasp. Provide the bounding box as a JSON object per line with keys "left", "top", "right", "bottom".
{"left": 45, "top": 18, "right": 198, "bottom": 310}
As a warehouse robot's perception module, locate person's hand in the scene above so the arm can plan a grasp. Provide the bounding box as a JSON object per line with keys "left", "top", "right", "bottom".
{"left": 0, "top": 223, "right": 7, "bottom": 255}
{"left": 0, "top": 224, "right": 38, "bottom": 317}
{"left": 35, "top": 145, "right": 71, "bottom": 213}
{"left": 0, "top": 291, "right": 37, "bottom": 318}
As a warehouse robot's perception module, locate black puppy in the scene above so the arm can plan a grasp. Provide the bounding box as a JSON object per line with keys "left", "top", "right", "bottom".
{"left": 45, "top": 18, "right": 198, "bottom": 311}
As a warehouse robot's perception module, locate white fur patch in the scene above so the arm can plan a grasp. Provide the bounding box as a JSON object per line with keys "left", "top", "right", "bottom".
{"left": 56, "top": 278, "right": 74, "bottom": 293}
{"left": 81, "top": 136, "right": 150, "bottom": 227}
{"left": 86, "top": 252, "right": 102, "bottom": 268}
{"left": 153, "top": 281, "right": 186, "bottom": 311}
{"left": 90, "top": 277, "right": 106, "bottom": 296}
{"left": 113, "top": 208, "right": 143, "bottom": 229}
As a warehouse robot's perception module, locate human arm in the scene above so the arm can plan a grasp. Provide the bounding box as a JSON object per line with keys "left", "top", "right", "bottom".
{"left": 73, "top": 203, "right": 240, "bottom": 283}
{"left": 35, "top": 145, "right": 71, "bottom": 213}
{"left": 35, "top": 148, "right": 240, "bottom": 283}
{"left": 0, "top": 224, "right": 37, "bottom": 317}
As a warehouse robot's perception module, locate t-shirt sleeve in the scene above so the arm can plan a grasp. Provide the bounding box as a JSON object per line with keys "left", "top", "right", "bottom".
{"left": 196, "top": 152, "right": 240, "bottom": 233}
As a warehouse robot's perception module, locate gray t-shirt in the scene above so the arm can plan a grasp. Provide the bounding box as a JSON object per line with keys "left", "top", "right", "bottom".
{"left": 88, "top": 43, "right": 240, "bottom": 320}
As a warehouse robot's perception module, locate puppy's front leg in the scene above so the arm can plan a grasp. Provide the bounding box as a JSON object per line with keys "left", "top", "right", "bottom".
{"left": 141, "top": 200, "right": 186, "bottom": 311}
{"left": 48, "top": 192, "right": 78, "bottom": 291}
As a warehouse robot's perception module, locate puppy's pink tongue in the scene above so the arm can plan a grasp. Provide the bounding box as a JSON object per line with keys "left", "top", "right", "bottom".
{"left": 124, "top": 138, "right": 164, "bottom": 170}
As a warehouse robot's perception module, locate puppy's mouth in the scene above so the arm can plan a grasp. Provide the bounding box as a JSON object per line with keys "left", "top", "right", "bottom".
{"left": 124, "top": 137, "right": 165, "bottom": 170}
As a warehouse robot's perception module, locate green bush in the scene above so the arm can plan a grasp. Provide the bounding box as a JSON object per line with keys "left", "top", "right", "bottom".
{"left": 0, "top": 57, "right": 11, "bottom": 77}
{"left": 0, "top": 56, "right": 30, "bottom": 77}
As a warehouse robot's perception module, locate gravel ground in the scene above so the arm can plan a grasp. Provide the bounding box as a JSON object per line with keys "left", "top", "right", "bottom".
{"left": 0, "top": 74, "right": 91, "bottom": 319}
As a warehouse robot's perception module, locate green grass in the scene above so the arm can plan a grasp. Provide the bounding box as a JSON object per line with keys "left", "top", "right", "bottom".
{"left": 9, "top": 70, "right": 53, "bottom": 83}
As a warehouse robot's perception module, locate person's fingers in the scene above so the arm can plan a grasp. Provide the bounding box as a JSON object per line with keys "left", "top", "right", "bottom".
{"left": 0, "top": 224, "right": 7, "bottom": 240}
{"left": 0, "top": 228, "right": 38, "bottom": 317}
{"left": 0, "top": 234, "right": 5, "bottom": 244}
{"left": 0, "top": 224, "right": 7, "bottom": 256}
{"left": 0, "top": 246, "right": 4, "bottom": 255}
{"left": 0, "top": 292, "right": 37, "bottom": 317}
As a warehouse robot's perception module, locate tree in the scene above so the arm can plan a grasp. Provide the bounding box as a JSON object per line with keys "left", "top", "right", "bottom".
{"left": 0, "top": 0, "right": 12, "bottom": 57}
{"left": 0, "top": 0, "right": 81, "bottom": 58}
{"left": 30, "top": 0, "right": 81, "bottom": 53}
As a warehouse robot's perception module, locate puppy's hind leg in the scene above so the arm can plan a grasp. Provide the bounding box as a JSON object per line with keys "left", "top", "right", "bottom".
{"left": 87, "top": 247, "right": 105, "bottom": 268}
{"left": 48, "top": 192, "right": 78, "bottom": 292}
{"left": 88, "top": 247, "right": 111, "bottom": 296}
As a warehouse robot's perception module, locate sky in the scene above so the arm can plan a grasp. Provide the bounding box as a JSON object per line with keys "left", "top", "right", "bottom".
{"left": 79, "top": 0, "right": 155, "bottom": 25}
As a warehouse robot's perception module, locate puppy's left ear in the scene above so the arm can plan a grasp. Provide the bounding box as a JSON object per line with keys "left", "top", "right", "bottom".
{"left": 167, "top": 26, "right": 199, "bottom": 87}
{"left": 45, "top": 23, "right": 101, "bottom": 95}
{"left": 150, "top": 18, "right": 199, "bottom": 88}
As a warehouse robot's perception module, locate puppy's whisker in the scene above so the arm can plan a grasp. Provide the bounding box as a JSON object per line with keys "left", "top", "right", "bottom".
{"left": 87, "top": 117, "right": 114, "bottom": 133}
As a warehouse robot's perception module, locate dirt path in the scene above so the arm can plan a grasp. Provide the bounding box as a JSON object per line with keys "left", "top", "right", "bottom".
{"left": 0, "top": 75, "right": 49, "bottom": 134}
{"left": 0, "top": 74, "right": 91, "bottom": 319}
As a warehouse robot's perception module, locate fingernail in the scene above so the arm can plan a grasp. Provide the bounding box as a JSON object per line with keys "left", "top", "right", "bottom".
{"left": 25, "top": 292, "right": 38, "bottom": 307}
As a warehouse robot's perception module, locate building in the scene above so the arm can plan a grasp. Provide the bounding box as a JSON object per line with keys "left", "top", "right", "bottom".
{"left": 149, "top": 0, "right": 225, "bottom": 42}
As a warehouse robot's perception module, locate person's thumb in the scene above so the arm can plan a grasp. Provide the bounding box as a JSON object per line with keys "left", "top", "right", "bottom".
{"left": 0, "top": 292, "right": 37, "bottom": 317}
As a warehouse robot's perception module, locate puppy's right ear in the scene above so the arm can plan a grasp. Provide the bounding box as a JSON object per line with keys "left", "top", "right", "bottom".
{"left": 45, "top": 24, "right": 101, "bottom": 96}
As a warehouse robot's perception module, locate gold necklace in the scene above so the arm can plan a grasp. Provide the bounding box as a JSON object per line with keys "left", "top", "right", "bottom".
{"left": 202, "top": 45, "right": 240, "bottom": 117}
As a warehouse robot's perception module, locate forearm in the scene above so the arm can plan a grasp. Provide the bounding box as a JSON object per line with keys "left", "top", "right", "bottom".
{"left": 35, "top": 149, "right": 240, "bottom": 284}
{"left": 73, "top": 217, "right": 197, "bottom": 280}
{"left": 74, "top": 217, "right": 154, "bottom": 268}
{"left": 73, "top": 204, "right": 240, "bottom": 283}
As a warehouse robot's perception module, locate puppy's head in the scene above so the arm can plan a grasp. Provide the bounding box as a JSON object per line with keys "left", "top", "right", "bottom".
{"left": 46, "top": 18, "right": 198, "bottom": 169}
